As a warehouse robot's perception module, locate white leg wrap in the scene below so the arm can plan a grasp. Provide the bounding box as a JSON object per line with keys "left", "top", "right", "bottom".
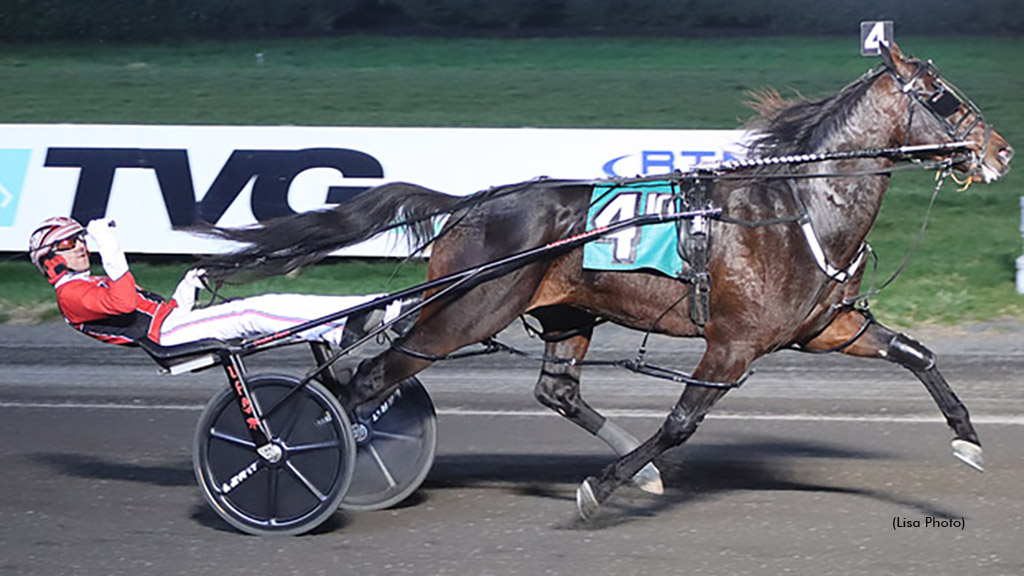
{"left": 595, "top": 420, "right": 664, "bottom": 495}
{"left": 595, "top": 419, "right": 640, "bottom": 453}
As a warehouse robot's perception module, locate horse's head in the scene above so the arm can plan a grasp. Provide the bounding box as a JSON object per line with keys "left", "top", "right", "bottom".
{"left": 880, "top": 43, "right": 1013, "bottom": 183}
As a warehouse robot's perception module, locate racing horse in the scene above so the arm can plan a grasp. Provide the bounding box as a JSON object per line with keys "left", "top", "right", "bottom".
{"left": 201, "top": 44, "right": 1013, "bottom": 518}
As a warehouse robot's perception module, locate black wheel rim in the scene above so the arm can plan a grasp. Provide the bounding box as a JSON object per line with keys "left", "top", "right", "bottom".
{"left": 342, "top": 377, "right": 437, "bottom": 510}
{"left": 195, "top": 376, "right": 354, "bottom": 535}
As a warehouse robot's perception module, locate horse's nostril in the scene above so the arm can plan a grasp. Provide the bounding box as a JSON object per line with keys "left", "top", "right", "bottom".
{"left": 999, "top": 146, "right": 1015, "bottom": 165}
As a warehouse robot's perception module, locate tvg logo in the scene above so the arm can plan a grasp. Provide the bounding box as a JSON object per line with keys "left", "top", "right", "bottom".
{"left": 602, "top": 149, "right": 743, "bottom": 178}
{"left": 44, "top": 147, "right": 384, "bottom": 226}
{"left": 0, "top": 149, "right": 32, "bottom": 227}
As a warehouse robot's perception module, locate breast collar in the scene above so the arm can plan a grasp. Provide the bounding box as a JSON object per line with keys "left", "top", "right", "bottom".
{"left": 786, "top": 181, "right": 868, "bottom": 284}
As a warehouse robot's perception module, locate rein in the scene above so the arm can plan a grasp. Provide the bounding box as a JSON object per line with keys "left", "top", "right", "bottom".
{"left": 839, "top": 165, "right": 953, "bottom": 309}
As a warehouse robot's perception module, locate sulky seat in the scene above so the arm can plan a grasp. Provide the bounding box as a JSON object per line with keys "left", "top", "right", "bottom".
{"left": 137, "top": 338, "right": 232, "bottom": 374}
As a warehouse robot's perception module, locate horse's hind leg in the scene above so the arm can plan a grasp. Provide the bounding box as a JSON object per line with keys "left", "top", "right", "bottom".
{"left": 530, "top": 315, "right": 663, "bottom": 494}
{"left": 802, "top": 309, "right": 983, "bottom": 471}
{"left": 344, "top": 259, "right": 554, "bottom": 413}
{"left": 576, "top": 343, "right": 754, "bottom": 519}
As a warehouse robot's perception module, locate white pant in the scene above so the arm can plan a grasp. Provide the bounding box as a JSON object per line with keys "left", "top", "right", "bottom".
{"left": 159, "top": 293, "right": 381, "bottom": 347}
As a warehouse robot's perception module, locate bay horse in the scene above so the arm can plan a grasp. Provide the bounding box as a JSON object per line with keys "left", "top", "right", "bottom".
{"left": 201, "top": 44, "right": 1013, "bottom": 519}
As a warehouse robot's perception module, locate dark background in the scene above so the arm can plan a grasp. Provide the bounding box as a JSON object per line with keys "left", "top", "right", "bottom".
{"left": 2, "top": 0, "right": 1022, "bottom": 42}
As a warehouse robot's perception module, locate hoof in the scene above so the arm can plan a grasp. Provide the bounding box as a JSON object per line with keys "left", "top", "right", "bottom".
{"left": 951, "top": 439, "right": 984, "bottom": 472}
{"left": 576, "top": 478, "right": 600, "bottom": 520}
{"left": 631, "top": 462, "right": 664, "bottom": 495}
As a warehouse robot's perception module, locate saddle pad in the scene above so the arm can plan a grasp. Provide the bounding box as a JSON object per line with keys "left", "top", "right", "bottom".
{"left": 582, "top": 181, "right": 684, "bottom": 278}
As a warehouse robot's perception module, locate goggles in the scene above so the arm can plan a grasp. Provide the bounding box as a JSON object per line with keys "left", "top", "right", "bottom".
{"left": 53, "top": 233, "right": 85, "bottom": 252}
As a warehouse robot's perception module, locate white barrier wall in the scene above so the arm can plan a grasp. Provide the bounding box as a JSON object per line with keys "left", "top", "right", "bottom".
{"left": 0, "top": 124, "right": 746, "bottom": 256}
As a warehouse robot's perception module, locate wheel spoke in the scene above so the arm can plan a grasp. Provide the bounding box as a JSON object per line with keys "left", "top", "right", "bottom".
{"left": 284, "top": 461, "right": 328, "bottom": 502}
{"left": 368, "top": 444, "right": 398, "bottom": 488}
{"left": 267, "top": 466, "right": 279, "bottom": 520}
{"left": 372, "top": 430, "right": 422, "bottom": 443}
{"left": 210, "top": 427, "right": 256, "bottom": 449}
{"left": 287, "top": 439, "right": 343, "bottom": 454}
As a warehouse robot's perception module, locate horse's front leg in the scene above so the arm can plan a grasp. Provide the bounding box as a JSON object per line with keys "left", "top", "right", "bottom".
{"left": 801, "top": 308, "right": 983, "bottom": 471}
{"left": 576, "top": 343, "right": 755, "bottom": 519}
{"left": 533, "top": 327, "right": 663, "bottom": 495}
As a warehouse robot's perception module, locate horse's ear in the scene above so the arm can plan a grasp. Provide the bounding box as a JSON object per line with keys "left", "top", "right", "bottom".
{"left": 879, "top": 41, "right": 912, "bottom": 77}
{"left": 878, "top": 41, "right": 896, "bottom": 69}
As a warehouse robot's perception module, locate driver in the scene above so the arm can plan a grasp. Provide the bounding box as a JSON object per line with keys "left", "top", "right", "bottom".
{"left": 28, "top": 216, "right": 405, "bottom": 348}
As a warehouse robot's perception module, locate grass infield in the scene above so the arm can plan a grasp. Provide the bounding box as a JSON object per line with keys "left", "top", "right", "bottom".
{"left": 1, "top": 35, "right": 1022, "bottom": 326}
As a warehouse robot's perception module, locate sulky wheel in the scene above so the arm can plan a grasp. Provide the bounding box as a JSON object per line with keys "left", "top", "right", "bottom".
{"left": 193, "top": 374, "right": 356, "bottom": 536}
{"left": 341, "top": 376, "right": 437, "bottom": 511}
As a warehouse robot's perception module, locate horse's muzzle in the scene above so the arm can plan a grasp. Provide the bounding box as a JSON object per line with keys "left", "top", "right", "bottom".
{"left": 973, "top": 132, "right": 1014, "bottom": 183}
{"left": 997, "top": 144, "right": 1015, "bottom": 170}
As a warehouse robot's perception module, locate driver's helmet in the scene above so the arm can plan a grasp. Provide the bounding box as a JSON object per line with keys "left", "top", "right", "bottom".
{"left": 28, "top": 216, "right": 86, "bottom": 276}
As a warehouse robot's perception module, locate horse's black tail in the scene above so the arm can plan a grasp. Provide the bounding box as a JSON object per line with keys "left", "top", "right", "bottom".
{"left": 193, "top": 181, "right": 464, "bottom": 282}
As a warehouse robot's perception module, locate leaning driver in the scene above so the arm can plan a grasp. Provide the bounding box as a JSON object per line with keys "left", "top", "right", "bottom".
{"left": 28, "top": 216, "right": 401, "bottom": 348}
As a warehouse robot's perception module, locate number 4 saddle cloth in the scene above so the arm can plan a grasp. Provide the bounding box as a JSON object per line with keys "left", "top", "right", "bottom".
{"left": 582, "top": 179, "right": 709, "bottom": 280}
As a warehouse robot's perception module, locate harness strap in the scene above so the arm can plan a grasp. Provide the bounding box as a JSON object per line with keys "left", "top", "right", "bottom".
{"left": 390, "top": 340, "right": 513, "bottom": 362}
{"left": 390, "top": 336, "right": 750, "bottom": 389}
{"left": 886, "top": 59, "right": 989, "bottom": 180}
{"left": 677, "top": 178, "right": 714, "bottom": 332}
{"left": 794, "top": 308, "right": 877, "bottom": 355}
{"left": 789, "top": 182, "right": 868, "bottom": 284}
{"left": 798, "top": 219, "right": 868, "bottom": 283}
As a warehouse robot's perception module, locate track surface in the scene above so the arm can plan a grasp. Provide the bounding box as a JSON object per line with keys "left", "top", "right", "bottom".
{"left": 1, "top": 322, "right": 1023, "bottom": 576}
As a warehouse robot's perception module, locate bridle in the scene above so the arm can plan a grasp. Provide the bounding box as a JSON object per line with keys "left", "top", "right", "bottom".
{"left": 884, "top": 57, "right": 991, "bottom": 182}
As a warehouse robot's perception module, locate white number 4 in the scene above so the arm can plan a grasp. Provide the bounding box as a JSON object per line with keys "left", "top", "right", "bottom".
{"left": 860, "top": 21, "right": 893, "bottom": 56}
{"left": 591, "top": 192, "right": 640, "bottom": 263}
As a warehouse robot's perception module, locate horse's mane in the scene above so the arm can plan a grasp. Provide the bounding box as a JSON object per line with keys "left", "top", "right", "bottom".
{"left": 744, "top": 65, "right": 889, "bottom": 158}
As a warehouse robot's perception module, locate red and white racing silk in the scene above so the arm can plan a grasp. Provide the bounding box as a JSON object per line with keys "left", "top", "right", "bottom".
{"left": 54, "top": 269, "right": 380, "bottom": 348}
{"left": 54, "top": 270, "right": 178, "bottom": 345}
